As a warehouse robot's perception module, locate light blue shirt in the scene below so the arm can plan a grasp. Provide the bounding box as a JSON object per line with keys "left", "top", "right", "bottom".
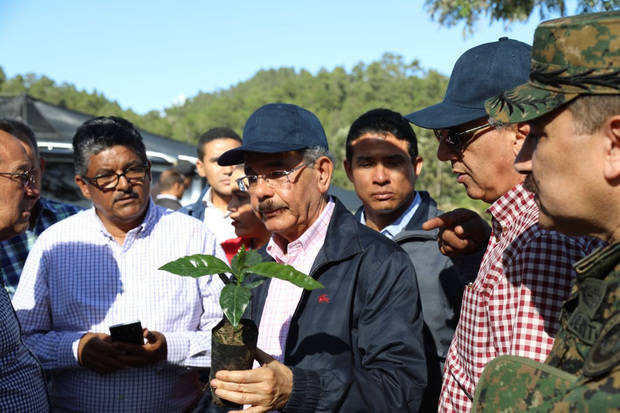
{"left": 360, "top": 192, "right": 421, "bottom": 240}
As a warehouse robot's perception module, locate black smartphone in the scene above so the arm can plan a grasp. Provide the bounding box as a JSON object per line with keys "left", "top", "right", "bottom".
{"left": 109, "top": 321, "right": 143, "bottom": 345}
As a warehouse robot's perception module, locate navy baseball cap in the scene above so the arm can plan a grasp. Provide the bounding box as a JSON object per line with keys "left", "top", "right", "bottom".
{"left": 218, "top": 103, "right": 328, "bottom": 166}
{"left": 405, "top": 37, "right": 531, "bottom": 129}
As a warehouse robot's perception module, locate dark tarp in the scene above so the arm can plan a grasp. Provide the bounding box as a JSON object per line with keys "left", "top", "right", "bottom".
{"left": 0, "top": 94, "right": 197, "bottom": 164}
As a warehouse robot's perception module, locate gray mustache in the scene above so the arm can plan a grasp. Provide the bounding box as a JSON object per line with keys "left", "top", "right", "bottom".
{"left": 257, "top": 200, "right": 285, "bottom": 214}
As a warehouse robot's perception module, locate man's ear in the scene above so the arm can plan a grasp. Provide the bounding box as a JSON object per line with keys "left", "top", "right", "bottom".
{"left": 173, "top": 182, "right": 185, "bottom": 198}
{"left": 344, "top": 159, "right": 354, "bottom": 183}
{"left": 413, "top": 155, "right": 424, "bottom": 176}
{"left": 39, "top": 157, "right": 45, "bottom": 175}
{"left": 316, "top": 156, "right": 334, "bottom": 195}
{"left": 195, "top": 159, "right": 206, "bottom": 178}
{"left": 75, "top": 175, "right": 93, "bottom": 201}
{"left": 603, "top": 114, "right": 620, "bottom": 181}
{"left": 512, "top": 122, "right": 530, "bottom": 156}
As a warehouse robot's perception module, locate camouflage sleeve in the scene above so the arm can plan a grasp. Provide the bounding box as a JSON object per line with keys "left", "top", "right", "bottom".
{"left": 473, "top": 356, "right": 620, "bottom": 412}
{"left": 548, "top": 369, "right": 620, "bottom": 411}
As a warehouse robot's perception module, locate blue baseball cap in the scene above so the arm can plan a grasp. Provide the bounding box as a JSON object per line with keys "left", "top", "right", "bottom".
{"left": 405, "top": 37, "right": 531, "bottom": 129}
{"left": 218, "top": 103, "right": 328, "bottom": 166}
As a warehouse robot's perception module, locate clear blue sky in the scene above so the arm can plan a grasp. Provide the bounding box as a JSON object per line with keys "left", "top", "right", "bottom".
{"left": 1, "top": 0, "right": 565, "bottom": 115}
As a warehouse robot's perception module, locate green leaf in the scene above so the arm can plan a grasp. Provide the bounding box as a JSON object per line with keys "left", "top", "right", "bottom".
{"left": 243, "top": 278, "right": 266, "bottom": 290}
{"left": 220, "top": 284, "right": 252, "bottom": 328}
{"left": 159, "top": 254, "right": 231, "bottom": 278}
{"left": 248, "top": 262, "right": 324, "bottom": 290}
{"left": 231, "top": 247, "right": 263, "bottom": 278}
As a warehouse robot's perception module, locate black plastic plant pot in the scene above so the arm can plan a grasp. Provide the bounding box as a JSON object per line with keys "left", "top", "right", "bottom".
{"left": 209, "top": 318, "right": 259, "bottom": 408}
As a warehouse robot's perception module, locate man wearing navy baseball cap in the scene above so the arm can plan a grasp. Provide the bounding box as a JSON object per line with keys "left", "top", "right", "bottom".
{"left": 406, "top": 39, "right": 603, "bottom": 412}
{"left": 210, "top": 103, "right": 427, "bottom": 412}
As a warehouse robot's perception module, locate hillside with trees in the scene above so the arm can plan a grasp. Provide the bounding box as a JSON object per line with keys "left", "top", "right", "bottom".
{"left": 0, "top": 55, "right": 486, "bottom": 213}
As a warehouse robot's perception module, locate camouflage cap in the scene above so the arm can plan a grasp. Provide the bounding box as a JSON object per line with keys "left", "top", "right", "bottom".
{"left": 486, "top": 11, "right": 620, "bottom": 123}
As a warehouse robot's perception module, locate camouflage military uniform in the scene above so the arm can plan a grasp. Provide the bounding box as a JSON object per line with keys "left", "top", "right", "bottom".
{"left": 473, "top": 243, "right": 620, "bottom": 411}
{"left": 486, "top": 11, "right": 620, "bottom": 124}
{"left": 474, "top": 10, "right": 620, "bottom": 411}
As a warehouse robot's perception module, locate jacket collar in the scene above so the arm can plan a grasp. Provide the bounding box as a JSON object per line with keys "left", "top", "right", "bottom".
{"left": 310, "top": 197, "right": 365, "bottom": 275}
{"left": 402, "top": 191, "right": 436, "bottom": 232}
{"left": 353, "top": 191, "right": 437, "bottom": 238}
{"left": 260, "top": 197, "right": 367, "bottom": 275}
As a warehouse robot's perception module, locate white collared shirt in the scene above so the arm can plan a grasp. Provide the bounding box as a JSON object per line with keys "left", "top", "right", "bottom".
{"left": 202, "top": 187, "right": 237, "bottom": 244}
{"left": 360, "top": 192, "right": 421, "bottom": 239}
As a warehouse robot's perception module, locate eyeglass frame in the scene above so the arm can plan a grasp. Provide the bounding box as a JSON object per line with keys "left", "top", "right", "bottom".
{"left": 82, "top": 164, "right": 150, "bottom": 190}
{"left": 433, "top": 122, "right": 494, "bottom": 152}
{"left": 0, "top": 169, "right": 37, "bottom": 189}
{"left": 236, "top": 160, "right": 314, "bottom": 192}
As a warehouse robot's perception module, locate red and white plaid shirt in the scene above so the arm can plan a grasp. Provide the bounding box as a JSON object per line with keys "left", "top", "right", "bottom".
{"left": 438, "top": 184, "right": 603, "bottom": 413}
{"left": 255, "top": 199, "right": 335, "bottom": 364}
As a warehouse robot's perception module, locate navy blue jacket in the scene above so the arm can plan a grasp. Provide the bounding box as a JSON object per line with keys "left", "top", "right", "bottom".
{"left": 248, "top": 198, "right": 427, "bottom": 412}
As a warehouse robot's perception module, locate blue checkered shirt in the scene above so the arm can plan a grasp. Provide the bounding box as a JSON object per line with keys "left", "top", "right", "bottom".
{"left": 1, "top": 197, "right": 81, "bottom": 297}
{"left": 0, "top": 287, "right": 49, "bottom": 411}
{"left": 13, "top": 200, "right": 225, "bottom": 412}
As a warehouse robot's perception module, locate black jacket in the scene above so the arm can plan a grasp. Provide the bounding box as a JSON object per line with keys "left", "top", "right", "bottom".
{"left": 248, "top": 198, "right": 427, "bottom": 412}
{"left": 154, "top": 196, "right": 182, "bottom": 211}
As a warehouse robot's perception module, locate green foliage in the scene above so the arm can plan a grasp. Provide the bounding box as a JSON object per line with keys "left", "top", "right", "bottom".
{"left": 159, "top": 254, "right": 231, "bottom": 277}
{"left": 424, "top": 0, "right": 619, "bottom": 31}
{"left": 249, "top": 262, "right": 325, "bottom": 291}
{"left": 220, "top": 284, "right": 252, "bottom": 328}
{"left": 159, "top": 247, "right": 323, "bottom": 328}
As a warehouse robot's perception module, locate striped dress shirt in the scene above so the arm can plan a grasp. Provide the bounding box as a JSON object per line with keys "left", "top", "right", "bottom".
{"left": 256, "top": 198, "right": 335, "bottom": 364}
{"left": 13, "top": 201, "right": 225, "bottom": 412}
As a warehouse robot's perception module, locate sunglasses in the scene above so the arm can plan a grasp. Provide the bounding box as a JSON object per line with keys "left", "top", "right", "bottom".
{"left": 433, "top": 122, "right": 492, "bottom": 151}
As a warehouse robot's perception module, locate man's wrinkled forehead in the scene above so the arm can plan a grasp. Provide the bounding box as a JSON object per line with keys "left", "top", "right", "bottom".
{"left": 0, "top": 131, "right": 31, "bottom": 170}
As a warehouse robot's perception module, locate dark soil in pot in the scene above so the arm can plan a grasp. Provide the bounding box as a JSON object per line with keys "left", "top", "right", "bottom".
{"left": 209, "top": 318, "right": 258, "bottom": 408}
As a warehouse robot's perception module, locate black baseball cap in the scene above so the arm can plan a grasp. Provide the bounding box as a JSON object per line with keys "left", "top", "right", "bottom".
{"left": 405, "top": 37, "right": 531, "bottom": 129}
{"left": 218, "top": 103, "right": 328, "bottom": 166}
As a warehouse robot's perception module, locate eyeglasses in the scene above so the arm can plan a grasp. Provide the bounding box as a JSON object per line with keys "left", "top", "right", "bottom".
{"left": 83, "top": 165, "right": 149, "bottom": 190}
{"left": 237, "top": 161, "right": 313, "bottom": 192}
{"left": 433, "top": 122, "right": 492, "bottom": 152}
{"left": 0, "top": 169, "right": 37, "bottom": 189}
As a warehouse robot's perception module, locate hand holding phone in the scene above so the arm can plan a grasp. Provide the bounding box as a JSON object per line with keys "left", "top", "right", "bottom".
{"left": 109, "top": 321, "right": 143, "bottom": 345}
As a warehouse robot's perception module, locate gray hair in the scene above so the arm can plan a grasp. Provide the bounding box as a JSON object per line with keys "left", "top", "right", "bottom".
{"left": 302, "top": 146, "right": 334, "bottom": 164}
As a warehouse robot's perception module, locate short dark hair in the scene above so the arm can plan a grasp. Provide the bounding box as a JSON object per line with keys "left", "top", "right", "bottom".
{"left": 174, "top": 159, "right": 196, "bottom": 177}
{"left": 197, "top": 127, "right": 241, "bottom": 160}
{"left": 0, "top": 119, "right": 39, "bottom": 158}
{"left": 158, "top": 168, "right": 185, "bottom": 191}
{"left": 73, "top": 116, "right": 147, "bottom": 176}
{"left": 345, "top": 109, "right": 418, "bottom": 162}
{"left": 0, "top": 119, "right": 17, "bottom": 137}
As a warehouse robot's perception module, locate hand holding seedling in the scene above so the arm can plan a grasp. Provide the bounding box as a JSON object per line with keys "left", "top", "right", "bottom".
{"left": 210, "top": 348, "right": 292, "bottom": 412}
